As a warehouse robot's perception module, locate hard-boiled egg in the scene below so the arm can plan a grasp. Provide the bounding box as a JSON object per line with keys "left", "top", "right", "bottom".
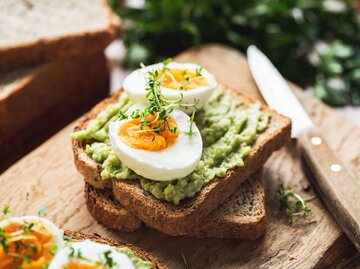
{"left": 49, "top": 240, "right": 135, "bottom": 269}
{"left": 123, "top": 62, "right": 217, "bottom": 112}
{"left": 0, "top": 216, "right": 64, "bottom": 268}
{"left": 108, "top": 104, "right": 203, "bottom": 181}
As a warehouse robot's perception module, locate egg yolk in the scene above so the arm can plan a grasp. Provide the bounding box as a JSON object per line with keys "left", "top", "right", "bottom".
{"left": 0, "top": 221, "right": 55, "bottom": 269}
{"left": 119, "top": 113, "right": 179, "bottom": 151}
{"left": 62, "top": 263, "right": 105, "bottom": 269}
{"left": 160, "top": 68, "right": 208, "bottom": 90}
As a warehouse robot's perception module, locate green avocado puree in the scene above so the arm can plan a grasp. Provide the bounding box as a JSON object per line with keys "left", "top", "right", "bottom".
{"left": 72, "top": 88, "right": 269, "bottom": 205}
{"left": 118, "top": 247, "right": 153, "bottom": 269}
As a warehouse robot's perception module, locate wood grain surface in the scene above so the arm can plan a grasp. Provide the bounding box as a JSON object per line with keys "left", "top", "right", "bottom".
{"left": 1, "top": 44, "right": 360, "bottom": 268}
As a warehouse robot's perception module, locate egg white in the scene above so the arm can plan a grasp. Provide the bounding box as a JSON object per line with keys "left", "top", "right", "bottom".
{"left": 108, "top": 104, "right": 203, "bottom": 181}
{"left": 123, "top": 62, "right": 217, "bottom": 112}
{"left": 0, "top": 215, "right": 64, "bottom": 251}
{"left": 49, "top": 240, "right": 135, "bottom": 269}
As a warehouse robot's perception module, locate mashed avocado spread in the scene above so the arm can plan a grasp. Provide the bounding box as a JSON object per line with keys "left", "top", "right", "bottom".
{"left": 118, "top": 247, "right": 153, "bottom": 269}
{"left": 73, "top": 88, "right": 269, "bottom": 205}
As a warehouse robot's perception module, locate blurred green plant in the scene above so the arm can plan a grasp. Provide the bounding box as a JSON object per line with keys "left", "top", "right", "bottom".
{"left": 109, "top": 0, "right": 360, "bottom": 106}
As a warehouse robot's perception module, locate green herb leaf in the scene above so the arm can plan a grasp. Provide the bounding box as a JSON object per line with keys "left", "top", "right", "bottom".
{"left": 37, "top": 206, "right": 48, "bottom": 217}
{"left": 2, "top": 204, "right": 10, "bottom": 216}
{"left": 278, "top": 183, "right": 311, "bottom": 223}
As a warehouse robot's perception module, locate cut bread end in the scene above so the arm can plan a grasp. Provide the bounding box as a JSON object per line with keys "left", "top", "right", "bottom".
{"left": 0, "top": 0, "right": 120, "bottom": 70}
{"left": 85, "top": 170, "right": 266, "bottom": 240}
{"left": 64, "top": 230, "right": 167, "bottom": 269}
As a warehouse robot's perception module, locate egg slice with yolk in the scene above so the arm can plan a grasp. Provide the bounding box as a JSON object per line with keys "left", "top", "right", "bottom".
{"left": 48, "top": 241, "right": 135, "bottom": 269}
{"left": 0, "top": 216, "right": 64, "bottom": 269}
{"left": 123, "top": 62, "right": 217, "bottom": 112}
{"left": 109, "top": 104, "right": 203, "bottom": 181}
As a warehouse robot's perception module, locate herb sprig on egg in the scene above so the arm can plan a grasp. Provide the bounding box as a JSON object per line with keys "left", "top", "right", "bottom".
{"left": 118, "top": 59, "right": 200, "bottom": 137}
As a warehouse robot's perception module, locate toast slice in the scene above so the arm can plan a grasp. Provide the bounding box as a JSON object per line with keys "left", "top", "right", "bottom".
{"left": 64, "top": 230, "right": 167, "bottom": 269}
{"left": 72, "top": 87, "right": 291, "bottom": 235}
{"left": 85, "top": 171, "right": 266, "bottom": 240}
{"left": 0, "top": 53, "right": 109, "bottom": 172}
{"left": 0, "top": 0, "right": 120, "bottom": 70}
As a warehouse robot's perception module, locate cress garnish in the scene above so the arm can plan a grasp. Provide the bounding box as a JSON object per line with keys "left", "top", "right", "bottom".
{"left": 278, "top": 183, "right": 312, "bottom": 222}
{"left": 117, "top": 59, "right": 200, "bottom": 138}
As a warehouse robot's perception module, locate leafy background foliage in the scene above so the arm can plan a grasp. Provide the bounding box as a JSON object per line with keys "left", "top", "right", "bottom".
{"left": 109, "top": 0, "right": 360, "bottom": 107}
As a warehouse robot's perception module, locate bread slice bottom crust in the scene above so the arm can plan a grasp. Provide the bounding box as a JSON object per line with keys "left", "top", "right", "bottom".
{"left": 64, "top": 230, "right": 167, "bottom": 269}
{"left": 85, "top": 171, "right": 266, "bottom": 240}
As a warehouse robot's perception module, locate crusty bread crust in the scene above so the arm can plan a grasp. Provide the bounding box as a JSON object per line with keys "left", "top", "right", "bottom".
{"left": 72, "top": 90, "right": 123, "bottom": 189}
{"left": 85, "top": 171, "right": 266, "bottom": 240}
{"left": 64, "top": 230, "right": 167, "bottom": 269}
{"left": 86, "top": 184, "right": 142, "bottom": 232}
{"left": 72, "top": 87, "right": 291, "bottom": 236}
{"left": 0, "top": 1, "right": 120, "bottom": 71}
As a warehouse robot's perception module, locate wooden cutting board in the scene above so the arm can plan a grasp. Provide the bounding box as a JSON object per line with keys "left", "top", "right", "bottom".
{"left": 1, "top": 44, "right": 360, "bottom": 268}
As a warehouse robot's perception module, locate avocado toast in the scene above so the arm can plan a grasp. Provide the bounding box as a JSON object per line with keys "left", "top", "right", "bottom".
{"left": 72, "top": 84, "right": 291, "bottom": 236}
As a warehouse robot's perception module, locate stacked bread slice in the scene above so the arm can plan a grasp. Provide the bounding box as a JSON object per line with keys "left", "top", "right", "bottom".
{"left": 72, "top": 87, "right": 291, "bottom": 239}
{"left": 0, "top": 0, "right": 120, "bottom": 171}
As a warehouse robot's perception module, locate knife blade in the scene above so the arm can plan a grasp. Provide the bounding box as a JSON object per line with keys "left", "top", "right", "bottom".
{"left": 247, "top": 45, "right": 314, "bottom": 138}
{"left": 247, "top": 45, "right": 360, "bottom": 252}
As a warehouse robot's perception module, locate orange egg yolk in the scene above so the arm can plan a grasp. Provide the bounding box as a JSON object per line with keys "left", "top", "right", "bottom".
{"left": 0, "top": 221, "right": 55, "bottom": 269}
{"left": 62, "top": 262, "right": 105, "bottom": 269}
{"left": 160, "top": 68, "right": 208, "bottom": 90}
{"left": 118, "top": 114, "right": 179, "bottom": 151}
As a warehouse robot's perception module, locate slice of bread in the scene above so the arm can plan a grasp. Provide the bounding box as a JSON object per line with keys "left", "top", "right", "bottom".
{"left": 0, "top": 0, "right": 120, "bottom": 70}
{"left": 86, "top": 183, "right": 142, "bottom": 232}
{"left": 72, "top": 87, "right": 291, "bottom": 236}
{"left": 85, "top": 171, "right": 266, "bottom": 240}
{"left": 64, "top": 230, "right": 167, "bottom": 269}
{"left": 0, "top": 53, "right": 109, "bottom": 172}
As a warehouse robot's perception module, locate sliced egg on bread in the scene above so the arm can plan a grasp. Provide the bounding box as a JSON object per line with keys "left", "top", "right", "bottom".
{"left": 123, "top": 62, "right": 217, "bottom": 112}
{"left": 49, "top": 240, "right": 135, "bottom": 269}
{"left": 0, "top": 216, "right": 64, "bottom": 268}
{"left": 109, "top": 104, "right": 203, "bottom": 181}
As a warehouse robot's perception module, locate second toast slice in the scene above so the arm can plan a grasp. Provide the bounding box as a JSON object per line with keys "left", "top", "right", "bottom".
{"left": 86, "top": 170, "right": 266, "bottom": 239}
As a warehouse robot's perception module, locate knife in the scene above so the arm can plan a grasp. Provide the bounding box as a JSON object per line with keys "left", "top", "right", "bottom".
{"left": 247, "top": 45, "right": 360, "bottom": 252}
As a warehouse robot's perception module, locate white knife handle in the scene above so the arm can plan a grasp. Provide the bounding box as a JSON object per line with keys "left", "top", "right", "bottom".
{"left": 298, "top": 128, "right": 360, "bottom": 251}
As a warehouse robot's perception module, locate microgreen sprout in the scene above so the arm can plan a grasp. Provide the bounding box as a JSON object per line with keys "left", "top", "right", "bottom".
{"left": 278, "top": 183, "right": 311, "bottom": 223}
{"left": 2, "top": 204, "right": 10, "bottom": 216}
{"left": 98, "top": 250, "right": 117, "bottom": 268}
{"left": 37, "top": 207, "right": 48, "bottom": 217}
{"left": 123, "top": 59, "right": 199, "bottom": 137}
{"left": 162, "top": 57, "right": 173, "bottom": 66}
{"left": 195, "top": 65, "right": 203, "bottom": 77}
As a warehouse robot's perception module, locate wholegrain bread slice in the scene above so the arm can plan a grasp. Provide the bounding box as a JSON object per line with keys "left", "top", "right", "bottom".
{"left": 86, "top": 183, "right": 142, "bottom": 232}
{"left": 72, "top": 87, "right": 291, "bottom": 236}
{"left": 64, "top": 230, "right": 167, "bottom": 269}
{"left": 85, "top": 171, "right": 266, "bottom": 240}
{"left": 0, "top": 0, "right": 120, "bottom": 70}
{"left": 0, "top": 53, "right": 109, "bottom": 172}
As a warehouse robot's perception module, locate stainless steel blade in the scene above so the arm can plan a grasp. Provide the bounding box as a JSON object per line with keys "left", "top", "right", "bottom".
{"left": 247, "top": 45, "right": 314, "bottom": 138}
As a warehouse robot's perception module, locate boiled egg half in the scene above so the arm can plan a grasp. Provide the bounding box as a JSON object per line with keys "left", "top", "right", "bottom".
{"left": 0, "top": 216, "right": 64, "bottom": 269}
{"left": 49, "top": 240, "right": 135, "bottom": 269}
{"left": 109, "top": 104, "right": 203, "bottom": 181}
{"left": 123, "top": 62, "right": 217, "bottom": 112}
